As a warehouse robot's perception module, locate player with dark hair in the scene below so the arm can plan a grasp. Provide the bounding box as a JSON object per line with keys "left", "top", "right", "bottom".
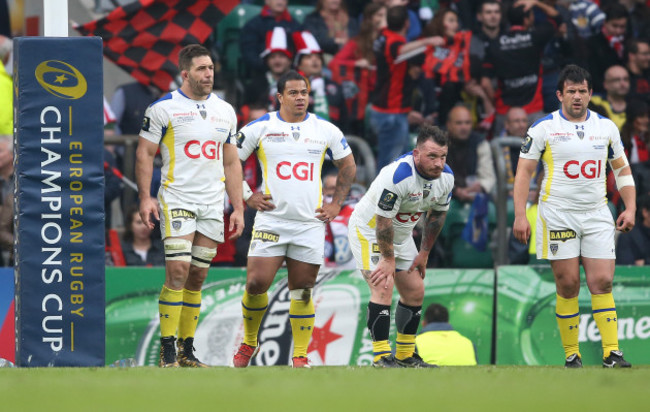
{"left": 136, "top": 44, "right": 245, "bottom": 367}
{"left": 232, "top": 70, "right": 356, "bottom": 368}
{"left": 513, "top": 64, "right": 636, "bottom": 368}
{"left": 348, "top": 124, "right": 453, "bottom": 368}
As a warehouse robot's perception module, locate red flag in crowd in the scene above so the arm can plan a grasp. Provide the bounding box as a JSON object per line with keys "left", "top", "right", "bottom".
{"left": 75, "top": 0, "right": 238, "bottom": 92}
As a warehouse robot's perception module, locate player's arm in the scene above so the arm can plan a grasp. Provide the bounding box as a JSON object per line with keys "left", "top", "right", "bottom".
{"left": 135, "top": 137, "right": 160, "bottom": 229}
{"left": 316, "top": 153, "right": 356, "bottom": 222}
{"left": 223, "top": 143, "right": 245, "bottom": 239}
{"left": 609, "top": 155, "right": 636, "bottom": 232}
{"left": 370, "top": 215, "right": 396, "bottom": 289}
{"left": 236, "top": 127, "right": 276, "bottom": 212}
{"left": 408, "top": 210, "right": 447, "bottom": 278}
{"left": 513, "top": 158, "right": 538, "bottom": 244}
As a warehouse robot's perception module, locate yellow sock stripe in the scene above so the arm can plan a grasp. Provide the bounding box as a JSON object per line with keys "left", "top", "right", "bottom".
{"left": 356, "top": 227, "right": 370, "bottom": 271}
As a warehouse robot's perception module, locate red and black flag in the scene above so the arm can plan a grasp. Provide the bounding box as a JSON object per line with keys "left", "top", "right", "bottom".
{"left": 75, "top": 0, "right": 238, "bottom": 92}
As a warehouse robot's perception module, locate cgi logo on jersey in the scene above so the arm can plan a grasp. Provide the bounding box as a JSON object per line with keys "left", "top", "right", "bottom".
{"left": 276, "top": 161, "right": 315, "bottom": 181}
{"left": 563, "top": 160, "right": 603, "bottom": 179}
{"left": 184, "top": 140, "right": 221, "bottom": 160}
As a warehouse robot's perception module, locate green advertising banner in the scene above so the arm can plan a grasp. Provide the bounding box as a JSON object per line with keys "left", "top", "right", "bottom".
{"left": 105, "top": 268, "right": 494, "bottom": 366}
{"left": 496, "top": 266, "right": 650, "bottom": 366}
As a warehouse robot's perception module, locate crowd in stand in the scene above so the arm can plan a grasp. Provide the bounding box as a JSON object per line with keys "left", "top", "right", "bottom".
{"left": 2, "top": 0, "right": 649, "bottom": 267}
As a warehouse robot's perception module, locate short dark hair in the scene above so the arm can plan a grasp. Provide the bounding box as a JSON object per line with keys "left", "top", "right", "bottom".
{"left": 424, "top": 303, "right": 449, "bottom": 324}
{"left": 626, "top": 37, "right": 649, "bottom": 55}
{"left": 603, "top": 3, "right": 629, "bottom": 22}
{"left": 416, "top": 124, "right": 449, "bottom": 148}
{"left": 277, "top": 70, "right": 308, "bottom": 94}
{"left": 387, "top": 6, "right": 409, "bottom": 32}
{"left": 507, "top": 5, "right": 530, "bottom": 26}
{"left": 557, "top": 64, "right": 592, "bottom": 93}
{"left": 178, "top": 44, "right": 211, "bottom": 72}
{"left": 479, "top": 0, "right": 501, "bottom": 14}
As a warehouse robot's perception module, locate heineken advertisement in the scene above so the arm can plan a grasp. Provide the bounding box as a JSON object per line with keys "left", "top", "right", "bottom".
{"left": 496, "top": 265, "right": 650, "bottom": 366}
{"left": 105, "top": 267, "right": 495, "bottom": 366}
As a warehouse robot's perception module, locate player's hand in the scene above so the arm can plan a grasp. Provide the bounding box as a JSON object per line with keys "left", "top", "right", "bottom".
{"left": 408, "top": 252, "right": 427, "bottom": 279}
{"left": 229, "top": 208, "right": 245, "bottom": 240}
{"left": 316, "top": 202, "right": 341, "bottom": 223}
{"left": 139, "top": 197, "right": 159, "bottom": 230}
{"left": 513, "top": 215, "right": 531, "bottom": 245}
{"left": 616, "top": 208, "right": 635, "bottom": 233}
{"left": 246, "top": 193, "right": 276, "bottom": 212}
{"left": 369, "top": 258, "right": 396, "bottom": 289}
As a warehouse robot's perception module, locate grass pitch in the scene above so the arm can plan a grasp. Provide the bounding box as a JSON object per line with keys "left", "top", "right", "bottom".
{"left": 1, "top": 365, "right": 648, "bottom": 411}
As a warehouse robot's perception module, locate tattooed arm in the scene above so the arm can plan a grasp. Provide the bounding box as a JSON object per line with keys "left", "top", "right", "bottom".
{"left": 369, "top": 215, "right": 396, "bottom": 289}
{"left": 408, "top": 209, "right": 447, "bottom": 278}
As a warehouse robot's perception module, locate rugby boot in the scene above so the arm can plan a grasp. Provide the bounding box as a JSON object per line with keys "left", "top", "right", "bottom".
{"left": 232, "top": 343, "right": 259, "bottom": 368}
{"left": 603, "top": 350, "right": 632, "bottom": 368}
{"left": 564, "top": 353, "right": 583, "bottom": 368}
{"left": 292, "top": 356, "right": 311, "bottom": 368}
{"left": 395, "top": 352, "right": 438, "bottom": 368}
{"left": 177, "top": 337, "right": 209, "bottom": 368}
{"left": 373, "top": 354, "right": 402, "bottom": 368}
{"left": 159, "top": 336, "right": 179, "bottom": 368}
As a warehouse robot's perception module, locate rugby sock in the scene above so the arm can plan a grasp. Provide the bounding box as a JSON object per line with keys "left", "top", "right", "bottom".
{"left": 591, "top": 293, "right": 619, "bottom": 358}
{"left": 395, "top": 301, "right": 421, "bottom": 360}
{"left": 159, "top": 286, "right": 183, "bottom": 338}
{"left": 178, "top": 289, "right": 201, "bottom": 340}
{"left": 555, "top": 294, "right": 580, "bottom": 359}
{"left": 289, "top": 297, "right": 315, "bottom": 358}
{"left": 367, "top": 301, "right": 392, "bottom": 362}
{"left": 242, "top": 290, "right": 268, "bottom": 347}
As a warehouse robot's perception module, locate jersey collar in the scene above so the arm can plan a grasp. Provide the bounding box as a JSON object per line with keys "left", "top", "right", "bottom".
{"left": 277, "top": 112, "right": 309, "bottom": 123}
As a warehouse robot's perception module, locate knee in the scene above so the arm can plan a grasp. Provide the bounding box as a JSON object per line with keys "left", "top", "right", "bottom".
{"left": 246, "top": 278, "right": 269, "bottom": 295}
{"left": 555, "top": 273, "right": 580, "bottom": 297}
{"left": 401, "top": 285, "right": 425, "bottom": 306}
{"left": 590, "top": 278, "right": 613, "bottom": 294}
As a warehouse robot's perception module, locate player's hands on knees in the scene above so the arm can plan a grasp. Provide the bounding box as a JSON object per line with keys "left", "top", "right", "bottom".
{"left": 229, "top": 208, "right": 245, "bottom": 240}
{"left": 139, "top": 197, "right": 159, "bottom": 230}
{"left": 616, "top": 209, "right": 635, "bottom": 233}
{"left": 246, "top": 193, "right": 275, "bottom": 212}
{"left": 513, "top": 216, "right": 531, "bottom": 245}
{"left": 316, "top": 203, "right": 341, "bottom": 223}
{"left": 408, "top": 252, "right": 427, "bottom": 279}
{"left": 369, "top": 258, "right": 396, "bottom": 289}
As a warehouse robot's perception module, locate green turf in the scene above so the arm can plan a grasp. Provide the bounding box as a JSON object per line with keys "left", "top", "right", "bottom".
{"left": 1, "top": 366, "right": 648, "bottom": 411}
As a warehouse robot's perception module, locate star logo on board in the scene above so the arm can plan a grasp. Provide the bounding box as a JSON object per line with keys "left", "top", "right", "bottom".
{"left": 55, "top": 74, "right": 67, "bottom": 84}
{"left": 308, "top": 314, "right": 343, "bottom": 362}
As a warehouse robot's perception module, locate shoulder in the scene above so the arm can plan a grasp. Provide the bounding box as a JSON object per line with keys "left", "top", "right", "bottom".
{"left": 530, "top": 112, "right": 555, "bottom": 129}
{"left": 148, "top": 92, "right": 174, "bottom": 109}
{"left": 242, "top": 112, "right": 273, "bottom": 131}
{"left": 392, "top": 160, "right": 414, "bottom": 185}
{"left": 440, "top": 165, "right": 455, "bottom": 189}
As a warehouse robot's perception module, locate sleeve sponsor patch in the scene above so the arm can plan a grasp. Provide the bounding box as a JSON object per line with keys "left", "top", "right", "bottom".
{"left": 142, "top": 116, "right": 151, "bottom": 132}
{"left": 377, "top": 189, "right": 398, "bottom": 211}
{"left": 521, "top": 134, "right": 533, "bottom": 154}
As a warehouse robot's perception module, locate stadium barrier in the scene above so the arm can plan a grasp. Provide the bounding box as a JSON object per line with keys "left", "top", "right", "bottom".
{"left": 1, "top": 266, "right": 648, "bottom": 366}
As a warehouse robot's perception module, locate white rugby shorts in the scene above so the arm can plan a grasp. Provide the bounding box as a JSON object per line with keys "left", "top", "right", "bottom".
{"left": 347, "top": 215, "right": 417, "bottom": 272}
{"left": 158, "top": 191, "right": 225, "bottom": 242}
{"left": 536, "top": 203, "right": 615, "bottom": 260}
{"left": 248, "top": 216, "right": 325, "bottom": 265}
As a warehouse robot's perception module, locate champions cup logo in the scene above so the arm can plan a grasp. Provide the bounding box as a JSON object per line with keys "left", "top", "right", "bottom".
{"left": 35, "top": 60, "right": 88, "bottom": 99}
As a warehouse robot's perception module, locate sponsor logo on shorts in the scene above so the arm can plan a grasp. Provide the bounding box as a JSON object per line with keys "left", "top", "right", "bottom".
{"left": 549, "top": 230, "right": 576, "bottom": 242}
{"left": 550, "top": 243, "right": 558, "bottom": 255}
{"left": 371, "top": 244, "right": 380, "bottom": 253}
{"left": 378, "top": 189, "right": 398, "bottom": 211}
{"left": 252, "top": 230, "right": 280, "bottom": 243}
{"left": 170, "top": 209, "right": 196, "bottom": 219}
{"left": 172, "top": 220, "right": 182, "bottom": 230}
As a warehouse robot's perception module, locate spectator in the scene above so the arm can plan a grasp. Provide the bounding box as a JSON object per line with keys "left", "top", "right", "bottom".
{"left": 379, "top": 0, "right": 422, "bottom": 41}
{"left": 617, "top": 0, "right": 650, "bottom": 39}
{"left": 445, "top": 105, "right": 496, "bottom": 203}
{"left": 415, "top": 303, "right": 478, "bottom": 366}
{"left": 244, "top": 27, "right": 293, "bottom": 111}
{"left": 369, "top": 5, "right": 444, "bottom": 172}
{"left": 239, "top": 0, "right": 301, "bottom": 74}
{"left": 590, "top": 65, "right": 630, "bottom": 130}
{"left": 625, "top": 38, "right": 650, "bottom": 105}
{"left": 620, "top": 100, "right": 649, "bottom": 164}
{"left": 330, "top": 3, "right": 386, "bottom": 71}
{"left": 302, "top": 0, "right": 359, "bottom": 57}
{"left": 0, "top": 35, "right": 12, "bottom": 136}
{"left": 0, "top": 134, "right": 12, "bottom": 266}
{"left": 110, "top": 82, "right": 160, "bottom": 136}
{"left": 616, "top": 194, "right": 650, "bottom": 265}
{"left": 585, "top": 3, "right": 628, "bottom": 95}
{"left": 120, "top": 205, "right": 165, "bottom": 266}
{"left": 293, "top": 31, "right": 347, "bottom": 126}
{"left": 421, "top": 8, "right": 494, "bottom": 126}
{"left": 499, "top": 107, "right": 530, "bottom": 187}
{"left": 482, "top": 1, "right": 560, "bottom": 135}
{"left": 564, "top": 0, "right": 605, "bottom": 39}
{"left": 474, "top": 0, "right": 503, "bottom": 49}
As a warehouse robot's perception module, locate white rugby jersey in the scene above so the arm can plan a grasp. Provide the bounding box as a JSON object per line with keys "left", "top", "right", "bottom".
{"left": 140, "top": 89, "right": 237, "bottom": 206}
{"left": 351, "top": 154, "right": 454, "bottom": 244}
{"left": 520, "top": 109, "right": 626, "bottom": 210}
{"left": 237, "top": 112, "right": 352, "bottom": 222}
